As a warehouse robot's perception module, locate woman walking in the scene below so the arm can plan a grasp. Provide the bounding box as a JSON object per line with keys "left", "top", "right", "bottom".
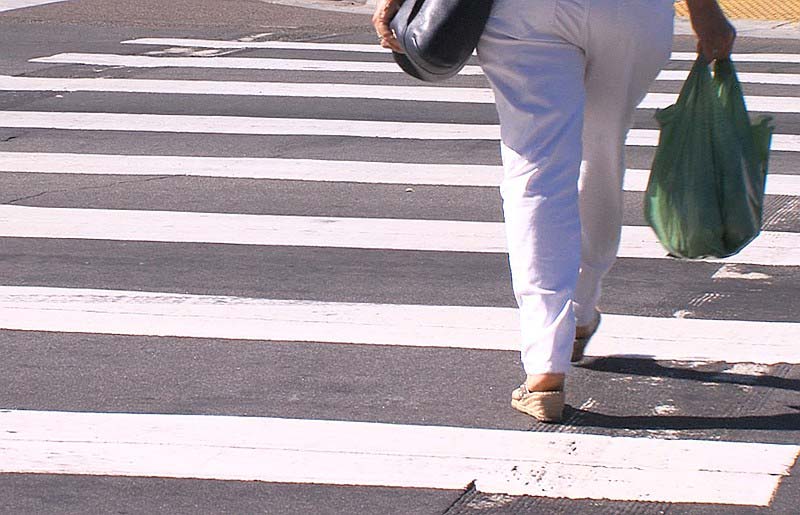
{"left": 373, "top": 0, "right": 735, "bottom": 422}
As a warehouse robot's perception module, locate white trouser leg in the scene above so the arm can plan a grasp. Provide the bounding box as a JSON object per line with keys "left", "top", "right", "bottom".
{"left": 478, "top": 0, "right": 674, "bottom": 373}
{"left": 574, "top": 0, "right": 674, "bottom": 326}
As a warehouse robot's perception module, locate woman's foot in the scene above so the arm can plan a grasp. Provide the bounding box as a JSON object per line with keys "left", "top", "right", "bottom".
{"left": 511, "top": 373, "right": 566, "bottom": 423}
{"left": 572, "top": 310, "right": 601, "bottom": 362}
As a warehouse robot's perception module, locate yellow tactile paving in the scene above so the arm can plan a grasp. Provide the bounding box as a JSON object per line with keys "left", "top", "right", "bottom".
{"left": 674, "top": 0, "right": 800, "bottom": 22}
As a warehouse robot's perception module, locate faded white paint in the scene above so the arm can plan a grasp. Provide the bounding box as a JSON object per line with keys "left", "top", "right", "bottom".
{"left": 0, "top": 286, "right": 798, "bottom": 364}
{"left": 653, "top": 404, "right": 679, "bottom": 415}
{"left": 121, "top": 39, "right": 800, "bottom": 66}
{"left": 721, "top": 363, "right": 773, "bottom": 376}
{"left": 712, "top": 264, "right": 773, "bottom": 281}
{"left": 28, "top": 52, "right": 485, "bottom": 75}
{"left": 0, "top": 409, "right": 797, "bottom": 505}
{"left": 123, "top": 38, "right": 396, "bottom": 53}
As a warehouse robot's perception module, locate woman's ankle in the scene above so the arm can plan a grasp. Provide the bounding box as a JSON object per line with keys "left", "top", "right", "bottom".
{"left": 525, "top": 373, "right": 565, "bottom": 392}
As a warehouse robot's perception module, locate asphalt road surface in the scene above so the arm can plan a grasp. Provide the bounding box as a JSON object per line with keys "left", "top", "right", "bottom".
{"left": 1, "top": 1, "right": 799, "bottom": 513}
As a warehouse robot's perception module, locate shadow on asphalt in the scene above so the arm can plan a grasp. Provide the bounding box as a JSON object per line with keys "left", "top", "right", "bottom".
{"left": 565, "top": 405, "right": 800, "bottom": 431}
{"left": 578, "top": 356, "right": 800, "bottom": 392}
{"left": 565, "top": 356, "right": 800, "bottom": 431}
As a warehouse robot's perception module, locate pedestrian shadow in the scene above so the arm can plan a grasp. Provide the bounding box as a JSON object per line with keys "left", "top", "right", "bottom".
{"left": 576, "top": 356, "right": 800, "bottom": 392}
{"left": 564, "top": 405, "right": 800, "bottom": 431}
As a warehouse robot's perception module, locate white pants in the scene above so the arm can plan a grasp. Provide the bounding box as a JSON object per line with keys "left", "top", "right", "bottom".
{"left": 478, "top": 0, "right": 674, "bottom": 374}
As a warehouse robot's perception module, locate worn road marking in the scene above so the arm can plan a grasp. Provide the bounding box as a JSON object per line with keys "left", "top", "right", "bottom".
{"left": 1, "top": 286, "right": 798, "bottom": 363}
{"left": 1, "top": 409, "right": 796, "bottom": 506}
{"left": 121, "top": 38, "right": 800, "bottom": 65}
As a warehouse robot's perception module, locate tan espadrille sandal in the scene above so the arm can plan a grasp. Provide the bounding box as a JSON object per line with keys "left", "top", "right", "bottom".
{"left": 511, "top": 384, "right": 565, "bottom": 423}
{"left": 571, "top": 310, "right": 602, "bottom": 363}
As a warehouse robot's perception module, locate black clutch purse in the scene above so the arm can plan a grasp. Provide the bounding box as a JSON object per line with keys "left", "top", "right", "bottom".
{"left": 389, "top": 0, "right": 495, "bottom": 82}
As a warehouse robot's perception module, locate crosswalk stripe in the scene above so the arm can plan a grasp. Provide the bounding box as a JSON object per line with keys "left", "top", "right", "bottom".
{"left": 0, "top": 75, "right": 496, "bottom": 103}
{"left": 0, "top": 205, "right": 796, "bottom": 266}
{"left": 0, "top": 0, "right": 65, "bottom": 12}
{"left": 671, "top": 51, "right": 800, "bottom": 64}
{"left": 640, "top": 92, "right": 798, "bottom": 113}
{"left": 0, "top": 151, "right": 504, "bottom": 184}
{"left": 657, "top": 69, "right": 800, "bottom": 86}
{"left": 1, "top": 111, "right": 797, "bottom": 151}
{"left": 2, "top": 152, "right": 799, "bottom": 196}
{"left": 624, "top": 168, "right": 800, "bottom": 197}
{"left": 123, "top": 38, "right": 392, "bottom": 53}
{"left": 122, "top": 38, "right": 800, "bottom": 65}
{"left": 28, "top": 53, "right": 800, "bottom": 86}
{"left": 2, "top": 409, "right": 797, "bottom": 505}
{"left": 0, "top": 110, "right": 500, "bottom": 139}
{"left": 1, "top": 286, "right": 797, "bottom": 364}
{"left": 28, "top": 52, "right": 485, "bottom": 75}
{"left": 3, "top": 76, "right": 799, "bottom": 113}
{"left": 7, "top": 37, "right": 800, "bottom": 508}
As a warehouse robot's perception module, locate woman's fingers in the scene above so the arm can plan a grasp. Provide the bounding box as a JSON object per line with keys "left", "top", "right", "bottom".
{"left": 687, "top": 0, "right": 736, "bottom": 61}
{"left": 371, "top": 0, "right": 404, "bottom": 53}
{"left": 697, "top": 23, "right": 736, "bottom": 61}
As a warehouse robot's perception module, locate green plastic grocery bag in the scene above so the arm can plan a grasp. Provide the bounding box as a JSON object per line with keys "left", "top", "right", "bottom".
{"left": 644, "top": 56, "right": 774, "bottom": 259}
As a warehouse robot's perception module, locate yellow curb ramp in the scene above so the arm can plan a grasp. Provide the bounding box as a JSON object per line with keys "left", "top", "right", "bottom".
{"left": 674, "top": 0, "right": 800, "bottom": 22}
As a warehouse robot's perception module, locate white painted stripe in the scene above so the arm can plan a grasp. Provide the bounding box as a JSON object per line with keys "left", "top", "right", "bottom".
{"left": 123, "top": 38, "right": 392, "bottom": 53}
{"left": 0, "top": 0, "right": 65, "bottom": 12}
{"left": 671, "top": 51, "right": 800, "bottom": 64}
{"left": 28, "top": 53, "right": 800, "bottom": 85}
{"left": 2, "top": 409, "right": 796, "bottom": 505}
{"left": 2, "top": 111, "right": 797, "bottom": 151}
{"left": 3, "top": 152, "right": 799, "bottom": 197}
{"left": 639, "top": 92, "right": 800, "bottom": 114}
{"left": 624, "top": 129, "right": 799, "bottom": 153}
{"left": 122, "top": 39, "right": 800, "bottom": 66}
{"left": 0, "top": 152, "right": 503, "bottom": 185}
{"left": 29, "top": 52, "right": 485, "bottom": 75}
{"left": 0, "top": 111, "right": 499, "bottom": 140}
{"left": 1, "top": 286, "right": 798, "bottom": 364}
{"left": 0, "top": 75, "right": 496, "bottom": 104}
{"left": 4, "top": 76, "right": 799, "bottom": 113}
{"left": 0, "top": 206, "right": 797, "bottom": 266}
{"left": 622, "top": 168, "right": 800, "bottom": 197}
{"left": 657, "top": 69, "right": 800, "bottom": 86}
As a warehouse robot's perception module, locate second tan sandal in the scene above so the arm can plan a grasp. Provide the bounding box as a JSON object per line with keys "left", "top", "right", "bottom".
{"left": 571, "top": 310, "right": 602, "bottom": 363}
{"left": 511, "top": 384, "right": 565, "bottom": 423}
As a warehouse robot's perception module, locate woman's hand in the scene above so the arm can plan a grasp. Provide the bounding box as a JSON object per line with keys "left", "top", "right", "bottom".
{"left": 371, "top": 0, "right": 404, "bottom": 53}
{"left": 686, "top": 0, "right": 736, "bottom": 61}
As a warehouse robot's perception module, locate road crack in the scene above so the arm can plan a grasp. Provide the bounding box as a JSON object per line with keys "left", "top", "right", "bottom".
{"left": 4, "top": 176, "right": 174, "bottom": 205}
